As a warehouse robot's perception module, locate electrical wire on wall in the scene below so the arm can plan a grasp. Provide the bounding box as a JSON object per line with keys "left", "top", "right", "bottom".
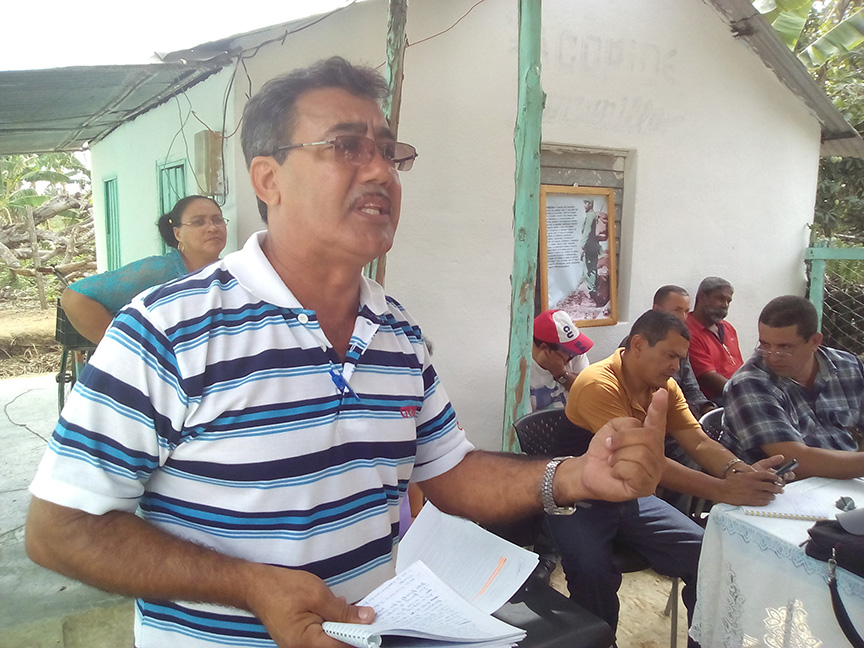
{"left": 158, "top": 1, "right": 359, "bottom": 206}
{"left": 395, "top": 0, "right": 489, "bottom": 54}
{"left": 158, "top": 0, "right": 490, "bottom": 207}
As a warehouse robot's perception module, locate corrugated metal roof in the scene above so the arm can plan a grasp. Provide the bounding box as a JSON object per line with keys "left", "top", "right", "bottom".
{"left": 0, "top": 60, "right": 229, "bottom": 155}
{"left": 706, "top": 0, "right": 864, "bottom": 158}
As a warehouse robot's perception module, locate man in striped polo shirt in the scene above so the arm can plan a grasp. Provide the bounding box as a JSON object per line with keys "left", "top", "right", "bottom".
{"left": 26, "top": 57, "right": 668, "bottom": 648}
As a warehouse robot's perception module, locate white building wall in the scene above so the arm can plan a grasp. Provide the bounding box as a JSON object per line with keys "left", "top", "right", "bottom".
{"left": 91, "top": 0, "right": 822, "bottom": 451}
{"left": 385, "top": 0, "right": 520, "bottom": 450}
{"left": 90, "top": 67, "right": 240, "bottom": 268}
{"left": 389, "top": 0, "right": 820, "bottom": 449}
{"left": 539, "top": 0, "right": 820, "bottom": 361}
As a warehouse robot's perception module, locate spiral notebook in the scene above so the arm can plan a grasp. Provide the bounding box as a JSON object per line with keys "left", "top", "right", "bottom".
{"left": 323, "top": 561, "right": 524, "bottom": 648}
{"left": 743, "top": 480, "right": 834, "bottom": 520}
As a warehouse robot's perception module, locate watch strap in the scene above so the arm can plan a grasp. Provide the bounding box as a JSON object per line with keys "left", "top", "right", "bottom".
{"left": 542, "top": 456, "right": 576, "bottom": 515}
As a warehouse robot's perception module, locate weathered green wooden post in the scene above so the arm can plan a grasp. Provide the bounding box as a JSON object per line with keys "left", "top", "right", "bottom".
{"left": 503, "top": 0, "right": 545, "bottom": 451}
{"left": 382, "top": 0, "right": 407, "bottom": 136}
{"left": 806, "top": 243, "right": 864, "bottom": 331}
{"left": 368, "top": 0, "right": 407, "bottom": 285}
{"left": 806, "top": 242, "right": 827, "bottom": 330}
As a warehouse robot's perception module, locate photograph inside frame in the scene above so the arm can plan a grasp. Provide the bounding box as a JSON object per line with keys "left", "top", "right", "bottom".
{"left": 540, "top": 185, "right": 618, "bottom": 327}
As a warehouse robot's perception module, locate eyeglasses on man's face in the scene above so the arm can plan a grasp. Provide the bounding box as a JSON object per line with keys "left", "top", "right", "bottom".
{"left": 179, "top": 216, "right": 229, "bottom": 228}
{"left": 271, "top": 134, "right": 418, "bottom": 171}
{"left": 548, "top": 344, "right": 577, "bottom": 362}
{"left": 754, "top": 345, "right": 796, "bottom": 359}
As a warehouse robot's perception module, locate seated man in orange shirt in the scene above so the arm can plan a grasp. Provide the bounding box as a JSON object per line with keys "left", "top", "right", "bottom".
{"left": 547, "top": 309, "right": 785, "bottom": 642}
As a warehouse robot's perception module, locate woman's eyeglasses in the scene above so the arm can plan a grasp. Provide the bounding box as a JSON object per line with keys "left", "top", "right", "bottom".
{"left": 180, "top": 216, "right": 229, "bottom": 228}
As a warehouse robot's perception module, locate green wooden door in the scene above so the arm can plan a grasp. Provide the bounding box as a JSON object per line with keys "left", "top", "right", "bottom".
{"left": 104, "top": 177, "right": 121, "bottom": 270}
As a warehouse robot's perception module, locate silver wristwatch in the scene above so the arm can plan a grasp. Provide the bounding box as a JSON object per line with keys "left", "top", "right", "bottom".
{"left": 542, "top": 456, "right": 576, "bottom": 515}
{"left": 554, "top": 372, "right": 569, "bottom": 386}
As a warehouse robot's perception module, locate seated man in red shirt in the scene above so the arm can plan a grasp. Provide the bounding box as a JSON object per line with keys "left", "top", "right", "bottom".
{"left": 685, "top": 276, "right": 744, "bottom": 402}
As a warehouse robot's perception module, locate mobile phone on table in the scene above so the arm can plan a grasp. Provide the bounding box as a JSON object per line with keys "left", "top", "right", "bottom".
{"left": 774, "top": 459, "right": 798, "bottom": 477}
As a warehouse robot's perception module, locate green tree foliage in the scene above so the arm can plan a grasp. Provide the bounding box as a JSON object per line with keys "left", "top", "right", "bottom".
{"left": 0, "top": 153, "right": 90, "bottom": 223}
{"left": 753, "top": 0, "right": 814, "bottom": 48}
{"left": 798, "top": 8, "right": 864, "bottom": 67}
{"left": 814, "top": 47, "right": 864, "bottom": 240}
{"left": 810, "top": 2, "right": 864, "bottom": 242}
{"left": 0, "top": 153, "right": 94, "bottom": 302}
{"left": 815, "top": 155, "right": 864, "bottom": 239}
{"left": 755, "top": 1, "right": 864, "bottom": 242}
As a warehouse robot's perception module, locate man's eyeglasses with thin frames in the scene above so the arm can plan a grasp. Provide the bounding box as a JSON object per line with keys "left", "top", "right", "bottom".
{"left": 270, "top": 135, "right": 418, "bottom": 171}
{"left": 754, "top": 345, "right": 794, "bottom": 359}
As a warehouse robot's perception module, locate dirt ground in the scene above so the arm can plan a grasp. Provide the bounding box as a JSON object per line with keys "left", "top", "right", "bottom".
{"left": 0, "top": 303, "right": 60, "bottom": 378}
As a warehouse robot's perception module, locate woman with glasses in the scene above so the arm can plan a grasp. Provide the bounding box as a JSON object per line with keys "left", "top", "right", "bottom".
{"left": 61, "top": 195, "right": 228, "bottom": 343}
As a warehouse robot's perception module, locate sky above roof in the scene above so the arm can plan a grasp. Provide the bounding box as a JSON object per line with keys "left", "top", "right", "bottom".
{"left": 2, "top": 0, "right": 357, "bottom": 71}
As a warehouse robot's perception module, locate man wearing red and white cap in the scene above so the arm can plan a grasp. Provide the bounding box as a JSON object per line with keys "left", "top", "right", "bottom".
{"left": 531, "top": 309, "right": 593, "bottom": 411}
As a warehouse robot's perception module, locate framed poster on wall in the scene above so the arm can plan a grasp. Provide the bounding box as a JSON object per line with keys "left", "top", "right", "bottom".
{"left": 539, "top": 185, "right": 618, "bottom": 327}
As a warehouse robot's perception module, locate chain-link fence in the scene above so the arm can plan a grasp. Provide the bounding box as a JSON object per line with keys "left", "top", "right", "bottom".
{"left": 807, "top": 246, "right": 864, "bottom": 357}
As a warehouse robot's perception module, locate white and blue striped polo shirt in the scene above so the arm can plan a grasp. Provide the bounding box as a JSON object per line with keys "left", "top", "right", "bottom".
{"left": 31, "top": 231, "right": 474, "bottom": 647}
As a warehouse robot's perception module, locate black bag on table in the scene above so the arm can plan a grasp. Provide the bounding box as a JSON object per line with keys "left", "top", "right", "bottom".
{"left": 804, "top": 520, "right": 864, "bottom": 648}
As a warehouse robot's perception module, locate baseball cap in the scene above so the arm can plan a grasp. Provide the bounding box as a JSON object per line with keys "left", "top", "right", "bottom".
{"left": 533, "top": 310, "right": 594, "bottom": 356}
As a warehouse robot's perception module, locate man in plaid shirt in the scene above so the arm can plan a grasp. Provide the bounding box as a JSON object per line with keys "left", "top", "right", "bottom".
{"left": 724, "top": 295, "right": 864, "bottom": 478}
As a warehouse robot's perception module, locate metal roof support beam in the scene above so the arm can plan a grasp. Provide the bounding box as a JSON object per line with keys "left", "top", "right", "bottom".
{"left": 503, "top": 0, "right": 545, "bottom": 451}
{"left": 62, "top": 69, "right": 163, "bottom": 150}
{"left": 707, "top": 0, "right": 864, "bottom": 158}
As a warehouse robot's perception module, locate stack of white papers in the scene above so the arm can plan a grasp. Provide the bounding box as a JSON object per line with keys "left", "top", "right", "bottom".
{"left": 323, "top": 504, "right": 539, "bottom": 648}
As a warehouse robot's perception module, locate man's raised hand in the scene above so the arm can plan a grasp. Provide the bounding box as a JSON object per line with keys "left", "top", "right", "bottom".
{"left": 555, "top": 389, "right": 668, "bottom": 504}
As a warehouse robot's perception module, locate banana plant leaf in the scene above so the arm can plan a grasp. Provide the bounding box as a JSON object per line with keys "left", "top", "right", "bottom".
{"left": 798, "top": 8, "right": 864, "bottom": 67}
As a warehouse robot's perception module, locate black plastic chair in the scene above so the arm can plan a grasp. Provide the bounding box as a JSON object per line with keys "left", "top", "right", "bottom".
{"left": 699, "top": 407, "right": 737, "bottom": 449}
{"left": 512, "top": 408, "right": 680, "bottom": 648}
{"left": 495, "top": 574, "right": 613, "bottom": 648}
{"left": 682, "top": 407, "right": 739, "bottom": 523}
{"left": 513, "top": 407, "right": 593, "bottom": 457}
{"left": 484, "top": 409, "right": 592, "bottom": 547}
{"left": 699, "top": 407, "right": 723, "bottom": 440}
